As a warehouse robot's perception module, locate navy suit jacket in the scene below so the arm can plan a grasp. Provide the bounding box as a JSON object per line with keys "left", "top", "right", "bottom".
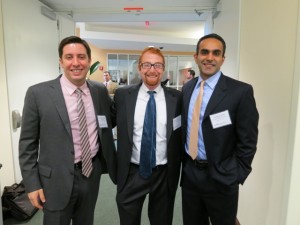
{"left": 19, "top": 76, "right": 117, "bottom": 210}
{"left": 182, "top": 74, "right": 259, "bottom": 188}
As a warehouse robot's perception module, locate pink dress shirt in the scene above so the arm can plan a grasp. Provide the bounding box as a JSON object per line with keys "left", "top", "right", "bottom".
{"left": 60, "top": 75, "right": 99, "bottom": 163}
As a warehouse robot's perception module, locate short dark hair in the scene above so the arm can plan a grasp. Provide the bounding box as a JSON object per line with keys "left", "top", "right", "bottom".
{"left": 188, "top": 69, "right": 195, "bottom": 77}
{"left": 103, "top": 71, "right": 111, "bottom": 76}
{"left": 196, "top": 33, "right": 226, "bottom": 57}
{"left": 58, "top": 36, "right": 91, "bottom": 59}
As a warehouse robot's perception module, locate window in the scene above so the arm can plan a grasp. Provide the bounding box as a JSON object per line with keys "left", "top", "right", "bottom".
{"left": 107, "top": 53, "right": 197, "bottom": 90}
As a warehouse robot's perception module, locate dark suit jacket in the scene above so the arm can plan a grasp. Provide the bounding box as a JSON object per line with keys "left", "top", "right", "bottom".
{"left": 113, "top": 83, "right": 182, "bottom": 194}
{"left": 182, "top": 74, "right": 259, "bottom": 187}
{"left": 19, "top": 76, "right": 117, "bottom": 211}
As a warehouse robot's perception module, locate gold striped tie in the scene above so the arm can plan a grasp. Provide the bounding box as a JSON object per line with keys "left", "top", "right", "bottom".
{"left": 76, "top": 88, "right": 93, "bottom": 177}
{"left": 189, "top": 81, "right": 205, "bottom": 160}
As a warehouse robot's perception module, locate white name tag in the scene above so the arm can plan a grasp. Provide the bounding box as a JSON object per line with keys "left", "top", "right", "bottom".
{"left": 97, "top": 115, "right": 108, "bottom": 128}
{"left": 173, "top": 115, "right": 181, "bottom": 131}
{"left": 209, "top": 110, "right": 232, "bottom": 129}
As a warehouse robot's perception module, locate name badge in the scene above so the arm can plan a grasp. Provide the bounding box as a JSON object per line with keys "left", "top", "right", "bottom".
{"left": 97, "top": 115, "right": 108, "bottom": 128}
{"left": 173, "top": 115, "right": 181, "bottom": 131}
{"left": 209, "top": 110, "right": 232, "bottom": 129}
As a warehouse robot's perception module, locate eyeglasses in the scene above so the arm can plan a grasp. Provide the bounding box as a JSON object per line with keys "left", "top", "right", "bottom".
{"left": 140, "top": 62, "right": 164, "bottom": 70}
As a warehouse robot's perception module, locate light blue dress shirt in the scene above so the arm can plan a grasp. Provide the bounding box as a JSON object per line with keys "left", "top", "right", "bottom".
{"left": 185, "top": 71, "right": 221, "bottom": 160}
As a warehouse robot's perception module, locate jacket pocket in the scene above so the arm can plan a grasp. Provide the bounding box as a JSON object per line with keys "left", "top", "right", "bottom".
{"left": 211, "top": 156, "right": 238, "bottom": 187}
{"left": 38, "top": 164, "right": 52, "bottom": 178}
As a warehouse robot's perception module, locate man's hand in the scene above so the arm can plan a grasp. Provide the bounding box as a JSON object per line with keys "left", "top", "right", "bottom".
{"left": 28, "top": 189, "right": 46, "bottom": 209}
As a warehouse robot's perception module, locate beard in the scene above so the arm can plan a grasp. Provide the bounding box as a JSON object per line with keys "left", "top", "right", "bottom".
{"left": 144, "top": 73, "right": 161, "bottom": 88}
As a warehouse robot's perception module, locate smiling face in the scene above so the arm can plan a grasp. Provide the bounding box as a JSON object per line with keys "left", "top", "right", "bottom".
{"left": 194, "top": 37, "right": 225, "bottom": 80}
{"left": 59, "top": 43, "right": 91, "bottom": 87}
{"left": 138, "top": 51, "right": 165, "bottom": 90}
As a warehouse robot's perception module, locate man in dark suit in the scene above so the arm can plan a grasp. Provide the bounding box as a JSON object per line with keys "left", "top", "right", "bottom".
{"left": 114, "top": 47, "right": 182, "bottom": 225}
{"left": 181, "top": 33, "right": 259, "bottom": 225}
{"left": 19, "top": 36, "right": 117, "bottom": 225}
{"left": 182, "top": 69, "right": 196, "bottom": 85}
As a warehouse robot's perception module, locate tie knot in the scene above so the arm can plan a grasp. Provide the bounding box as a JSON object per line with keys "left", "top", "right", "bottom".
{"left": 147, "top": 91, "right": 156, "bottom": 96}
{"left": 75, "top": 88, "right": 83, "bottom": 97}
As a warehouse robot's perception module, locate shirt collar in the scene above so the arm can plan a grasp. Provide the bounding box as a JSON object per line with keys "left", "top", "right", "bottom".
{"left": 61, "top": 74, "right": 88, "bottom": 96}
{"left": 197, "top": 71, "right": 221, "bottom": 90}
{"left": 141, "top": 82, "right": 162, "bottom": 95}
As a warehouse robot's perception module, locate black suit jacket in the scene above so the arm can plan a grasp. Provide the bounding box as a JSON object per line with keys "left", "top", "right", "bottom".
{"left": 182, "top": 74, "right": 259, "bottom": 187}
{"left": 19, "top": 76, "right": 117, "bottom": 210}
{"left": 114, "top": 83, "right": 182, "bottom": 194}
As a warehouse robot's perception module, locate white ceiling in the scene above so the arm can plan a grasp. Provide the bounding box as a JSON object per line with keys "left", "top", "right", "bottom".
{"left": 39, "top": 0, "right": 219, "bottom": 51}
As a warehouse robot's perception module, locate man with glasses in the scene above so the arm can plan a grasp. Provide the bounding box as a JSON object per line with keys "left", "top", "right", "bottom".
{"left": 113, "top": 47, "right": 182, "bottom": 225}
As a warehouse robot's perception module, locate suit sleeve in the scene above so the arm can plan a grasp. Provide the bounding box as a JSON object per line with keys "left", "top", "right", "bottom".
{"left": 19, "top": 87, "right": 42, "bottom": 193}
{"left": 236, "top": 85, "right": 259, "bottom": 184}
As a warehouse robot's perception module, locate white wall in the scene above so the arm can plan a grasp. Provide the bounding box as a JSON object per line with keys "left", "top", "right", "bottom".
{"left": 2, "top": 0, "right": 59, "bottom": 183}
{"left": 0, "top": 1, "right": 9, "bottom": 223}
{"left": 211, "top": 0, "right": 300, "bottom": 224}
{"left": 239, "top": 0, "right": 299, "bottom": 224}
{"left": 284, "top": 2, "right": 300, "bottom": 224}
{"left": 1, "top": 0, "right": 74, "bottom": 188}
{"left": 0, "top": 0, "right": 15, "bottom": 196}
{"left": 213, "top": 0, "right": 240, "bottom": 79}
{"left": 0, "top": 0, "right": 14, "bottom": 194}
{"left": 58, "top": 14, "right": 76, "bottom": 42}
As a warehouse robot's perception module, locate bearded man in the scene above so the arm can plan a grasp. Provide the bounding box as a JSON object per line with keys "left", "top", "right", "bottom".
{"left": 113, "top": 47, "right": 182, "bottom": 225}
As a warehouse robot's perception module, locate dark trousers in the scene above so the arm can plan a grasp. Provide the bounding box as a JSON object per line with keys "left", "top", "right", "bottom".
{"left": 181, "top": 157, "right": 238, "bottom": 225}
{"left": 43, "top": 157, "right": 101, "bottom": 225}
{"left": 116, "top": 164, "right": 174, "bottom": 225}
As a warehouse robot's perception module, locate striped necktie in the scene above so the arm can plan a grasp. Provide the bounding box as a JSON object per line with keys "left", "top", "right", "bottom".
{"left": 189, "top": 81, "right": 205, "bottom": 160}
{"left": 75, "top": 88, "right": 93, "bottom": 177}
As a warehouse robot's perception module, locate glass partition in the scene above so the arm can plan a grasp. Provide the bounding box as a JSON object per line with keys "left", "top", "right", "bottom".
{"left": 107, "top": 53, "right": 197, "bottom": 90}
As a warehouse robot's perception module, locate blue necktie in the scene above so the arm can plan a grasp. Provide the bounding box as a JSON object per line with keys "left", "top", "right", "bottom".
{"left": 139, "top": 91, "right": 156, "bottom": 179}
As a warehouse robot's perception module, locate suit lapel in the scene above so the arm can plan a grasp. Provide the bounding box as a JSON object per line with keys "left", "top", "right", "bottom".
{"left": 48, "top": 76, "right": 72, "bottom": 138}
{"left": 163, "top": 86, "right": 177, "bottom": 141}
{"left": 203, "top": 74, "right": 227, "bottom": 120}
{"left": 87, "top": 80, "right": 100, "bottom": 115}
{"left": 87, "top": 80, "right": 105, "bottom": 137}
{"left": 126, "top": 84, "right": 140, "bottom": 142}
{"left": 183, "top": 78, "right": 198, "bottom": 121}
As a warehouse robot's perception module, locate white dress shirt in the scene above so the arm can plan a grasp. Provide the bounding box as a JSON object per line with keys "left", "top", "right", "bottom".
{"left": 131, "top": 83, "right": 167, "bottom": 165}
